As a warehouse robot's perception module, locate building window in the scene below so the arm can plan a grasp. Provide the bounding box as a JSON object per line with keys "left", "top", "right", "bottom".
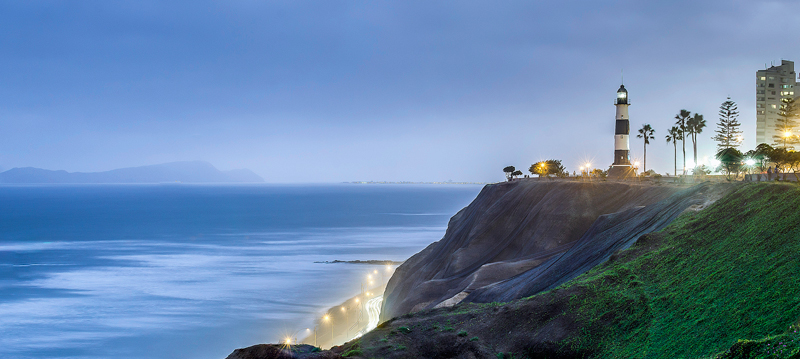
{"left": 758, "top": 97, "right": 765, "bottom": 101}
{"left": 758, "top": 83, "right": 765, "bottom": 87}
{"left": 760, "top": 76, "right": 766, "bottom": 80}
{"left": 769, "top": 76, "right": 775, "bottom": 80}
{"left": 771, "top": 104, "right": 778, "bottom": 109}
{"left": 757, "top": 90, "right": 765, "bottom": 94}
{"left": 757, "top": 110, "right": 765, "bottom": 115}
{"left": 769, "top": 83, "right": 775, "bottom": 88}
{"left": 757, "top": 103, "right": 765, "bottom": 108}
{"left": 771, "top": 91, "right": 777, "bottom": 95}
{"left": 782, "top": 85, "right": 792, "bottom": 88}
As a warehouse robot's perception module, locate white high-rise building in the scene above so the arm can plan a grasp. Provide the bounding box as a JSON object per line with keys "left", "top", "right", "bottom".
{"left": 756, "top": 60, "right": 797, "bottom": 145}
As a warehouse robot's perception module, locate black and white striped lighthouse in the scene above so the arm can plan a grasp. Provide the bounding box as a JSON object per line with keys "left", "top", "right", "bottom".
{"left": 608, "top": 84, "right": 634, "bottom": 178}
{"left": 613, "top": 84, "right": 631, "bottom": 166}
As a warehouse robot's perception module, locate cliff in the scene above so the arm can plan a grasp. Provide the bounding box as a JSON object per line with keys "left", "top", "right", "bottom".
{"left": 380, "top": 180, "right": 713, "bottom": 321}
{"left": 228, "top": 182, "right": 800, "bottom": 358}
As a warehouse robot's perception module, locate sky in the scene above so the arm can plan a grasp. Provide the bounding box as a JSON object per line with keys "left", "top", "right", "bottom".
{"left": 0, "top": 0, "right": 797, "bottom": 183}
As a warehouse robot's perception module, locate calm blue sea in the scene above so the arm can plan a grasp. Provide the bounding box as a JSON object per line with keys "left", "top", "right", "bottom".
{"left": 0, "top": 184, "right": 482, "bottom": 359}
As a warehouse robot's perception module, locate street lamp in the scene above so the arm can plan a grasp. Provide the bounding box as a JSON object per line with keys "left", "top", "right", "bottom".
{"left": 323, "top": 314, "right": 332, "bottom": 345}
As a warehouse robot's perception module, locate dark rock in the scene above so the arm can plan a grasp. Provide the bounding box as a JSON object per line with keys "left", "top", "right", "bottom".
{"left": 225, "top": 344, "right": 341, "bottom": 359}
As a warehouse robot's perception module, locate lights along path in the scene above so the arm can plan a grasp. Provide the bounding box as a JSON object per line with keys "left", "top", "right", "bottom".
{"left": 352, "top": 295, "right": 383, "bottom": 340}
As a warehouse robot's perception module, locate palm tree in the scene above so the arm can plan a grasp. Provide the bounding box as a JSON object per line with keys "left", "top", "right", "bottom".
{"left": 674, "top": 110, "right": 691, "bottom": 175}
{"left": 666, "top": 126, "right": 682, "bottom": 177}
{"left": 637, "top": 124, "right": 655, "bottom": 173}
{"left": 686, "top": 113, "right": 707, "bottom": 169}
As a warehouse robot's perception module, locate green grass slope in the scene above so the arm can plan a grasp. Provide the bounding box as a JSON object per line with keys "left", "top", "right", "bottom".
{"left": 567, "top": 182, "right": 800, "bottom": 358}
{"left": 340, "top": 183, "right": 800, "bottom": 358}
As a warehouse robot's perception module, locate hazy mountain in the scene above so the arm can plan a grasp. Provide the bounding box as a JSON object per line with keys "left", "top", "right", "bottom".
{"left": 0, "top": 161, "right": 265, "bottom": 183}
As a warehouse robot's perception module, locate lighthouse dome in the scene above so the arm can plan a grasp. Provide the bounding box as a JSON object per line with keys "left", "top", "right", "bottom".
{"left": 616, "top": 84, "right": 628, "bottom": 105}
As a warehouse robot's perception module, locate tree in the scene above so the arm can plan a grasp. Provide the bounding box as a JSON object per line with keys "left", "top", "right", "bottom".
{"left": 665, "top": 126, "right": 682, "bottom": 177}
{"left": 590, "top": 168, "right": 607, "bottom": 179}
{"left": 783, "top": 151, "right": 800, "bottom": 182}
{"left": 636, "top": 124, "right": 655, "bottom": 172}
{"left": 686, "top": 113, "right": 706, "bottom": 167}
{"left": 530, "top": 160, "right": 567, "bottom": 179}
{"left": 712, "top": 98, "right": 742, "bottom": 150}
{"left": 674, "top": 109, "right": 691, "bottom": 174}
{"left": 770, "top": 148, "right": 791, "bottom": 180}
{"left": 753, "top": 143, "right": 774, "bottom": 175}
{"left": 772, "top": 97, "right": 799, "bottom": 150}
{"left": 503, "top": 166, "right": 516, "bottom": 181}
{"left": 716, "top": 147, "right": 743, "bottom": 180}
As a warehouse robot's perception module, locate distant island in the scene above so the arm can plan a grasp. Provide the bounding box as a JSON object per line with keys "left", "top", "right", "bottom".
{"left": 347, "top": 181, "right": 489, "bottom": 185}
{"left": 0, "top": 161, "right": 264, "bottom": 184}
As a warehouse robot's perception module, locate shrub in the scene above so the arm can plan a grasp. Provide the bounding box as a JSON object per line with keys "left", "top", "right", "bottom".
{"left": 398, "top": 326, "right": 411, "bottom": 334}
{"left": 458, "top": 330, "right": 468, "bottom": 337}
{"left": 342, "top": 349, "right": 363, "bottom": 357}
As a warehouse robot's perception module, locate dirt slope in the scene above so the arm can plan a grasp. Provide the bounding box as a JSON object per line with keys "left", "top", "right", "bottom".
{"left": 380, "top": 180, "right": 692, "bottom": 321}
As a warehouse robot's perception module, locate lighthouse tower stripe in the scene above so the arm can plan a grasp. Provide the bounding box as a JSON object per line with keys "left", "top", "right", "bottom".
{"left": 615, "top": 135, "right": 629, "bottom": 150}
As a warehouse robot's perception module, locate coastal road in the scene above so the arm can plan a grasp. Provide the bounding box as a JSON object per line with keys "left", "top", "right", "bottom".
{"left": 365, "top": 295, "right": 382, "bottom": 332}
{"left": 353, "top": 295, "right": 383, "bottom": 339}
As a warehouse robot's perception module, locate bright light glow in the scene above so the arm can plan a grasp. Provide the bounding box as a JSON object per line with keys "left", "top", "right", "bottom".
{"left": 585, "top": 163, "right": 591, "bottom": 168}
{"left": 341, "top": 307, "right": 345, "bottom": 311}
{"left": 737, "top": 135, "right": 743, "bottom": 142}
{"left": 385, "top": 265, "right": 391, "bottom": 271}
{"left": 686, "top": 160, "right": 695, "bottom": 168}
{"left": 618, "top": 92, "right": 626, "bottom": 98}
{"left": 579, "top": 166, "right": 584, "bottom": 170}
{"left": 710, "top": 159, "right": 721, "bottom": 167}
{"left": 634, "top": 161, "right": 640, "bottom": 166}
{"left": 323, "top": 315, "right": 330, "bottom": 321}
{"left": 355, "top": 298, "right": 359, "bottom": 303}
{"left": 367, "top": 275, "right": 372, "bottom": 279}
{"left": 373, "top": 270, "right": 378, "bottom": 274}
{"left": 285, "top": 338, "right": 292, "bottom": 345}
{"left": 745, "top": 159, "right": 756, "bottom": 166}
{"left": 785, "top": 131, "right": 792, "bottom": 137}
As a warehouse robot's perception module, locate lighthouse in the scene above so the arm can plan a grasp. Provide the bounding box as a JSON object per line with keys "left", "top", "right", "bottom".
{"left": 608, "top": 84, "right": 634, "bottom": 178}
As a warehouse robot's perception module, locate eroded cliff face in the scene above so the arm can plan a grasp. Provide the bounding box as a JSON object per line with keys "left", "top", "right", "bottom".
{"left": 380, "top": 180, "right": 713, "bottom": 321}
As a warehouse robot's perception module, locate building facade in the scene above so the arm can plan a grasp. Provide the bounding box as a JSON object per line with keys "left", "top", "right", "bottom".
{"left": 756, "top": 60, "right": 797, "bottom": 145}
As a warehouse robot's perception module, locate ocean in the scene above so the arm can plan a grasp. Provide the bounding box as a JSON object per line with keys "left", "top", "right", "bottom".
{"left": 0, "top": 184, "right": 483, "bottom": 359}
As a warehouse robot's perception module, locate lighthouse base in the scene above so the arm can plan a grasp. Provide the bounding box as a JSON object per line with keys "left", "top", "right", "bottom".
{"left": 607, "top": 166, "right": 636, "bottom": 179}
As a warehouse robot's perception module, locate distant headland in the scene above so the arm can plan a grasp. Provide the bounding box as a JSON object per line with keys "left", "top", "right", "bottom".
{"left": 0, "top": 161, "right": 264, "bottom": 184}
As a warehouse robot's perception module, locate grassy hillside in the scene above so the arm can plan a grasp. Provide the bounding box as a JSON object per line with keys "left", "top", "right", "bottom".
{"left": 567, "top": 182, "right": 800, "bottom": 357}
{"left": 336, "top": 183, "right": 800, "bottom": 358}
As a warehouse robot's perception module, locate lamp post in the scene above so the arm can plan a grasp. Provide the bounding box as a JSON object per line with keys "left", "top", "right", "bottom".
{"left": 308, "top": 327, "right": 317, "bottom": 347}
{"left": 323, "top": 314, "right": 331, "bottom": 346}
